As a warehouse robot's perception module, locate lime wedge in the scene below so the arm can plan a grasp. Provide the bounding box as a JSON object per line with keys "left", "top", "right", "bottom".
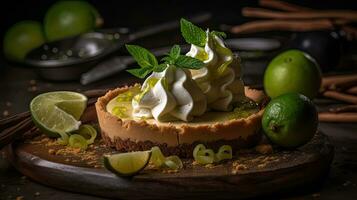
{"left": 30, "top": 91, "right": 87, "bottom": 137}
{"left": 103, "top": 151, "right": 151, "bottom": 176}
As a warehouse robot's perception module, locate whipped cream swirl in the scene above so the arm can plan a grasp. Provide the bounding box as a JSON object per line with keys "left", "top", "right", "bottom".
{"left": 186, "top": 32, "right": 246, "bottom": 111}
{"left": 132, "top": 65, "right": 207, "bottom": 122}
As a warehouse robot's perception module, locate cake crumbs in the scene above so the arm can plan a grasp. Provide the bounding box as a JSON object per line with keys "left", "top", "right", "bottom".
{"left": 161, "top": 169, "right": 179, "bottom": 174}
{"left": 34, "top": 192, "right": 40, "bottom": 196}
{"left": 232, "top": 163, "right": 248, "bottom": 174}
{"left": 255, "top": 144, "right": 273, "bottom": 155}
{"left": 257, "top": 163, "right": 267, "bottom": 168}
{"left": 205, "top": 163, "right": 219, "bottom": 169}
{"left": 48, "top": 149, "right": 56, "bottom": 155}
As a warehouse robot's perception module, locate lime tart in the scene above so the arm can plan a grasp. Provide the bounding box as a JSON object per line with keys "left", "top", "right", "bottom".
{"left": 96, "top": 19, "right": 265, "bottom": 157}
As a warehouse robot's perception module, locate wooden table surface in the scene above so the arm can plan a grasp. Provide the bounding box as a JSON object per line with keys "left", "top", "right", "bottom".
{"left": 0, "top": 42, "right": 357, "bottom": 200}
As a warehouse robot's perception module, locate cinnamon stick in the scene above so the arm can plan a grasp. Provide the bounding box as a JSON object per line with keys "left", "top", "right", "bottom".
{"left": 346, "top": 86, "right": 357, "bottom": 95}
{"left": 321, "top": 74, "right": 357, "bottom": 90}
{"left": 0, "top": 111, "right": 30, "bottom": 131}
{"left": 230, "top": 19, "right": 334, "bottom": 34}
{"left": 319, "top": 112, "right": 357, "bottom": 123}
{"left": 0, "top": 117, "right": 33, "bottom": 148}
{"left": 323, "top": 91, "right": 357, "bottom": 104}
{"left": 329, "top": 105, "right": 357, "bottom": 113}
{"left": 242, "top": 7, "right": 357, "bottom": 21}
{"left": 259, "top": 0, "right": 312, "bottom": 12}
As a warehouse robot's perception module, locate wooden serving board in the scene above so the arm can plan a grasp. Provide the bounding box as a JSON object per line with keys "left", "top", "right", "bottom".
{"left": 6, "top": 132, "right": 334, "bottom": 199}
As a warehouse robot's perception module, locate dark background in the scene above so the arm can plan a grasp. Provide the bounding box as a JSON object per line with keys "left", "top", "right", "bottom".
{"left": 1, "top": 0, "right": 357, "bottom": 49}
{"left": 1, "top": 0, "right": 357, "bottom": 79}
{"left": 1, "top": 1, "right": 357, "bottom": 200}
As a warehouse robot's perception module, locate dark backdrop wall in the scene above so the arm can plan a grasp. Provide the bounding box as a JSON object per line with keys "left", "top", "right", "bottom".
{"left": 0, "top": 0, "right": 356, "bottom": 56}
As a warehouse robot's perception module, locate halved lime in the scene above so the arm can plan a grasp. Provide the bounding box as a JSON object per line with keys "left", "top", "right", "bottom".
{"left": 30, "top": 91, "right": 87, "bottom": 138}
{"left": 103, "top": 151, "right": 151, "bottom": 176}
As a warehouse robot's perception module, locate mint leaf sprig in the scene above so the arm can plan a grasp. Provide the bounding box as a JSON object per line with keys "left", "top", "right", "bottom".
{"left": 180, "top": 18, "right": 227, "bottom": 47}
{"left": 126, "top": 44, "right": 204, "bottom": 78}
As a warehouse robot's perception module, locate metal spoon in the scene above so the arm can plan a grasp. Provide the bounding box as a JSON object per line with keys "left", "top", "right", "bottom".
{"left": 24, "top": 13, "right": 211, "bottom": 81}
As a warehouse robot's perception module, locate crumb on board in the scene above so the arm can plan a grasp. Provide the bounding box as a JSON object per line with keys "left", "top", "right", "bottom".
{"left": 48, "top": 149, "right": 56, "bottom": 155}
{"left": 232, "top": 162, "right": 248, "bottom": 174}
{"left": 161, "top": 169, "right": 179, "bottom": 174}
{"left": 34, "top": 192, "right": 40, "bottom": 196}
{"left": 28, "top": 135, "right": 104, "bottom": 167}
{"left": 5, "top": 101, "right": 12, "bottom": 107}
{"left": 257, "top": 163, "right": 267, "bottom": 168}
{"left": 255, "top": 144, "right": 273, "bottom": 155}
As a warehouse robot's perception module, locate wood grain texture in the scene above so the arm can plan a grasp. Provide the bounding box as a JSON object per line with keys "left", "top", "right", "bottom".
{"left": 6, "top": 133, "right": 334, "bottom": 199}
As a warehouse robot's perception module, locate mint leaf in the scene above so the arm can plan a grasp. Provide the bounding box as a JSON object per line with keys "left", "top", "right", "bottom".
{"left": 152, "top": 64, "right": 167, "bottom": 72}
{"left": 180, "top": 18, "right": 206, "bottom": 47}
{"left": 169, "top": 45, "right": 181, "bottom": 59}
{"left": 125, "top": 45, "right": 158, "bottom": 68}
{"left": 211, "top": 30, "right": 227, "bottom": 38}
{"left": 161, "top": 56, "right": 175, "bottom": 65}
{"left": 175, "top": 55, "right": 204, "bottom": 69}
{"left": 126, "top": 67, "right": 152, "bottom": 78}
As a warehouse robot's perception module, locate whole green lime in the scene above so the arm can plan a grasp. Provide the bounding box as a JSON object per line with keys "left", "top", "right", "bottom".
{"left": 44, "top": 1, "right": 102, "bottom": 42}
{"left": 264, "top": 49, "right": 322, "bottom": 99}
{"left": 3, "top": 21, "right": 45, "bottom": 62}
{"left": 262, "top": 93, "right": 318, "bottom": 148}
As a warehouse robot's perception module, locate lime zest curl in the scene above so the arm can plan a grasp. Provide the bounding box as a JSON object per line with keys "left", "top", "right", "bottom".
{"left": 75, "top": 124, "right": 97, "bottom": 145}
{"left": 69, "top": 134, "right": 88, "bottom": 150}
{"left": 193, "top": 144, "right": 233, "bottom": 165}
{"left": 164, "top": 156, "right": 183, "bottom": 170}
{"left": 150, "top": 146, "right": 166, "bottom": 167}
{"left": 57, "top": 131, "right": 69, "bottom": 145}
{"left": 149, "top": 146, "right": 183, "bottom": 170}
{"left": 57, "top": 124, "right": 98, "bottom": 150}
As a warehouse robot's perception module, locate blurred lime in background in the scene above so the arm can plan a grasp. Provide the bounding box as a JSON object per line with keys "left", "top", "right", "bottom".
{"left": 44, "top": 0, "right": 102, "bottom": 42}
{"left": 3, "top": 21, "right": 45, "bottom": 62}
{"left": 264, "top": 49, "right": 322, "bottom": 99}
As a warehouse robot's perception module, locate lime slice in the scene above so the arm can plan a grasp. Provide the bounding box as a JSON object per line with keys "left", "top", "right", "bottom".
{"left": 103, "top": 151, "right": 151, "bottom": 176}
{"left": 30, "top": 91, "right": 87, "bottom": 137}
